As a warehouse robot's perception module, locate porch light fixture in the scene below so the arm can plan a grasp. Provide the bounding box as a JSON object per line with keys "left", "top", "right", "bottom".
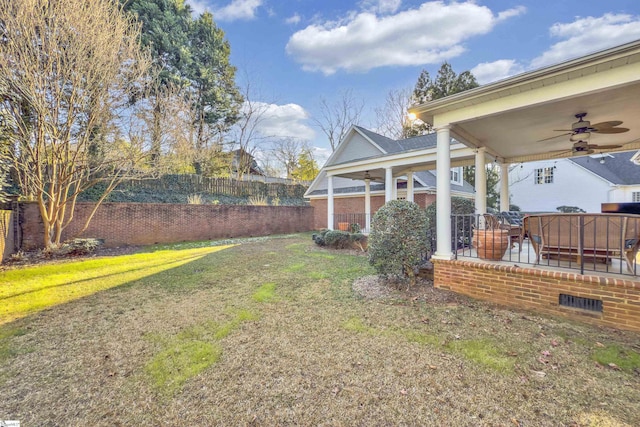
{"left": 600, "top": 156, "right": 606, "bottom": 164}
{"left": 364, "top": 171, "right": 371, "bottom": 180}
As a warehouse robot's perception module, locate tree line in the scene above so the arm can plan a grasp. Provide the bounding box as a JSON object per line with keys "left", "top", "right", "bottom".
{"left": 0, "top": 0, "right": 489, "bottom": 250}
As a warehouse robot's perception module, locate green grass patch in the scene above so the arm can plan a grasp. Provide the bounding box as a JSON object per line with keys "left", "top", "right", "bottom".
{"left": 307, "top": 271, "right": 331, "bottom": 280}
{"left": 0, "top": 246, "right": 232, "bottom": 325}
{"left": 252, "top": 283, "right": 277, "bottom": 303}
{"left": 401, "top": 330, "right": 440, "bottom": 346}
{"left": 342, "top": 316, "right": 376, "bottom": 334}
{"left": 146, "top": 340, "right": 222, "bottom": 393}
{"left": 592, "top": 344, "right": 640, "bottom": 372}
{"left": 284, "top": 263, "right": 306, "bottom": 272}
{"left": 446, "top": 339, "right": 515, "bottom": 373}
{"left": 0, "top": 325, "right": 28, "bottom": 363}
{"left": 145, "top": 309, "right": 259, "bottom": 394}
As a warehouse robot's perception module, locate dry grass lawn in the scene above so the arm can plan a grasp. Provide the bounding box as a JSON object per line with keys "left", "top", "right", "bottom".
{"left": 1, "top": 234, "right": 639, "bottom": 426}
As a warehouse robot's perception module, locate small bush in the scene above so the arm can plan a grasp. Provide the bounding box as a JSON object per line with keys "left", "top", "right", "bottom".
{"left": 557, "top": 205, "right": 585, "bottom": 213}
{"left": 52, "top": 238, "right": 104, "bottom": 256}
{"left": 324, "top": 230, "right": 352, "bottom": 249}
{"left": 248, "top": 195, "right": 268, "bottom": 206}
{"left": 368, "top": 200, "right": 428, "bottom": 286}
{"left": 187, "top": 194, "right": 203, "bottom": 204}
{"left": 350, "top": 223, "right": 361, "bottom": 233}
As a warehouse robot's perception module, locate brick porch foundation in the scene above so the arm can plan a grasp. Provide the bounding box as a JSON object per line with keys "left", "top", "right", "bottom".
{"left": 433, "top": 259, "right": 640, "bottom": 332}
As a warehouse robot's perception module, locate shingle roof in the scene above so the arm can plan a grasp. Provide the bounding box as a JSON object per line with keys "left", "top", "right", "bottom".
{"left": 569, "top": 151, "right": 640, "bottom": 185}
{"left": 306, "top": 170, "right": 473, "bottom": 196}
{"left": 353, "top": 126, "right": 438, "bottom": 154}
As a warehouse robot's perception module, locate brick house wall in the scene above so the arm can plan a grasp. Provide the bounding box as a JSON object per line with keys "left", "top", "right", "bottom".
{"left": 18, "top": 202, "right": 314, "bottom": 250}
{"left": 309, "top": 193, "right": 436, "bottom": 230}
{"left": 434, "top": 259, "right": 640, "bottom": 332}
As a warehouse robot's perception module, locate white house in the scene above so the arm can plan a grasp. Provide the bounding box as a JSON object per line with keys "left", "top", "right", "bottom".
{"left": 508, "top": 151, "right": 640, "bottom": 213}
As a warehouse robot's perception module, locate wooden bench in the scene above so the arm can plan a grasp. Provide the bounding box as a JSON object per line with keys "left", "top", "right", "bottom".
{"left": 523, "top": 213, "right": 640, "bottom": 273}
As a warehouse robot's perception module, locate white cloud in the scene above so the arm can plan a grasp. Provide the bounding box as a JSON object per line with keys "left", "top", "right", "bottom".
{"left": 214, "top": 0, "right": 262, "bottom": 22}
{"left": 496, "top": 5, "right": 526, "bottom": 22}
{"left": 471, "top": 59, "right": 525, "bottom": 84}
{"left": 285, "top": 1, "right": 525, "bottom": 75}
{"left": 531, "top": 13, "right": 640, "bottom": 69}
{"left": 360, "top": 0, "right": 402, "bottom": 15}
{"left": 312, "top": 146, "right": 331, "bottom": 168}
{"left": 189, "top": 0, "right": 210, "bottom": 15}
{"left": 286, "top": 13, "right": 301, "bottom": 25}
{"left": 252, "top": 102, "right": 316, "bottom": 141}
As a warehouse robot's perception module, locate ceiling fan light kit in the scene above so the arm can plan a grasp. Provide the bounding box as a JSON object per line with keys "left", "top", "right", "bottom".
{"left": 542, "top": 112, "right": 627, "bottom": 156}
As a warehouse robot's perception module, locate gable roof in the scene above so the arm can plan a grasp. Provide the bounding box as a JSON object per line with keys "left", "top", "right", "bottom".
{"left": 569, "top": 151, "right": 640, "bottom": 185}
{"left": 352, "top": 126, "right": 438, "bottom": 154}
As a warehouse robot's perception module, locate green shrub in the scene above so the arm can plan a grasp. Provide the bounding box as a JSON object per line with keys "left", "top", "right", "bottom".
{"left": 557, "top": 205, "right": 585, "bottom": 213}
{"left": 368, "top": 200, "right": 428, "bottom": 286}
{"left": 51, "top": 238, "right": 104, "bottom": 256}
{"left": 425, "top": 197, "right": 475, "bottom": 254}
{"left": 324, "top": 230, "right": 352, "bottom": 249}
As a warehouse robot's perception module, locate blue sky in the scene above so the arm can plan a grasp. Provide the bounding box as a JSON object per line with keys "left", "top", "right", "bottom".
{"left": 186, "top": 0, "right": 640, "bottom": 164}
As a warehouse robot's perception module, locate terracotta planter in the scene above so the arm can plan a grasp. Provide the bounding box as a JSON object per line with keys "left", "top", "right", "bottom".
{"left": 338, "top": 222, "right": 350, "bottom": 231}
{"left": 473, "top": 229, "right": 509, "bottom": 260}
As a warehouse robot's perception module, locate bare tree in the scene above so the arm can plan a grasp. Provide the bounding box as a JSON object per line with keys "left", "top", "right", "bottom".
{"left": 0, "top": 0, "right": 151, "bottom": 249}
{"left": 312, "top": 89, "right": 365, "bottom": 151}
{"left": 373, "top": 87, "right": 413, "bottom": 139}
{"left": 225, "top": 78, "right": 275, "bottom": 179}
{"left": 271, "top": 138, "right": 309, "bottom": 179}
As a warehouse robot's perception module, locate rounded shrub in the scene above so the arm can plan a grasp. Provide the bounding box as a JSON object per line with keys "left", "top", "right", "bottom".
{"left": 368, "top": 200, "right": 428, "bottom": 286}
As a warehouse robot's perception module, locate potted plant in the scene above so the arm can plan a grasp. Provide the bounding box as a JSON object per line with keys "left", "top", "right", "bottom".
{"left": 473, "top": 215, "right": 509, "bottom": 260}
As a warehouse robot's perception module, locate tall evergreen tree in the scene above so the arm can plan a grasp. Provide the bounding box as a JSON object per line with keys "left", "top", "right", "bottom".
{"left": 122, "top": 0, "right": 242, "bottom": 173}
{"left": 188, "top": 12, "right": 242, "bottom": 173}
{"left": 403, "top": 62, "right": 479, "bottom": 138}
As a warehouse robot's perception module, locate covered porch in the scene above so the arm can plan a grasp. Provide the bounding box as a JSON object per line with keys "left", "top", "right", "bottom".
{"left": 407, "top": 40, "right": 640, "bottom": 331}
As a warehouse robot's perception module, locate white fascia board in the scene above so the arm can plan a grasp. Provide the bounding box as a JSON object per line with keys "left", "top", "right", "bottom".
{"left": 323, "top": 126, "right": 387, "bottom": 168}
{"left": 325, "top": 143, "right": 474, "bottom": 176}
{"left": 410, "top": 40, "right": 640, "bottom": 124}
{"left": 304, "top": 169, "right": 327, "bottom": 197}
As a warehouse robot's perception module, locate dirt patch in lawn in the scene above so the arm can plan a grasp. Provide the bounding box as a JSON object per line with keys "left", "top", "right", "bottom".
{"left": 353, "top": 275, "right": 470, "bottom": 305}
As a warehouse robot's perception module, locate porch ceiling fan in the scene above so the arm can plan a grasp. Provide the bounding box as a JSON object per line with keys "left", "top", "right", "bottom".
{"left": 538, "top": 112, "right": 629, "bottom": 143}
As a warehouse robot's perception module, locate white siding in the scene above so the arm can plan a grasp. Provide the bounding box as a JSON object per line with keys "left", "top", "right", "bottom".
{"left": 331, "top": 133, "right": 384, "bottom": 165}
{"left": 509, "top": 159, "right": 611, "bottom": 213}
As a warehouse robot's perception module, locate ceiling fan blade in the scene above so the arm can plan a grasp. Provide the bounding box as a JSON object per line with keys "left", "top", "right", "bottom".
{"left": 587, "top": 144, "right": 623, "bottom": 150}
{"left": 594, "top": 127, "right": 629, "bottom": 134}
{"left": 538, "top": 132, "right": 572, "bottom": 142}
{"left": 592, "top": 121, "right": 623, "bottom": 129}
{"left": 552, "top": 129, "right": 574, "bottom": 132}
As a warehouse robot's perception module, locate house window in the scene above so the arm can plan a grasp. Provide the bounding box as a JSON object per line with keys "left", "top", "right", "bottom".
{"left": 450, "top": 167, "right": 462, "bottom": 185}
{"left": 633, "top": 192, "right": 640, "bottom": 202}
{"left": 534, "top": 167, "right": 554, "bottom": 184}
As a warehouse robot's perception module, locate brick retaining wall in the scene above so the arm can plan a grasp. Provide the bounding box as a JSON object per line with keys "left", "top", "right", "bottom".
{"left": 18, "top": 202, "right": 314, "bottom": 250}
{"left": 434, "top": 259, "right": 640, "bottom": 332}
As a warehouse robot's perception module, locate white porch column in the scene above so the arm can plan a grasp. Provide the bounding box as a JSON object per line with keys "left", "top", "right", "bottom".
{"left": 385, "top": 167, "right": 393, "bottom": 203}
{"left": 475, "top": 147, "right": 487, "bottom": 217}
{"left": 327, "top": 175, "right": 334, "bottom": 230}
{"left": 500, "top": 163, "right": 510, "bottom": 212}
{"left": 406, "top": 172, "right": 414, "bottom": 202}
{"left": 364, "top": 179, "right": 371, "bottom": 232}
{"left": 434, "top": 125, "right": 453, "bottom": 260}
{"left": 392, "top": 177, "right": 398, "bottom": 200}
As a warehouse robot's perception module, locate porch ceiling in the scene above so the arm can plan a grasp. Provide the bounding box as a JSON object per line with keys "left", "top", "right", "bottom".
{"left": 411, "top": 40, "right": 640, "bottom": 164}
